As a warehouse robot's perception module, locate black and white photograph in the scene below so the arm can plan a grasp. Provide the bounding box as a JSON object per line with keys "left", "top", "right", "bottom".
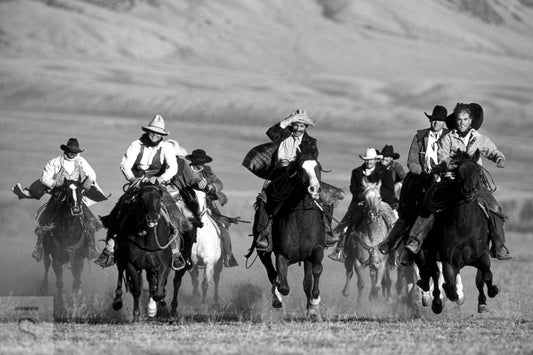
{"left": 1, "top": 0, "right": 532, "bottom": 354}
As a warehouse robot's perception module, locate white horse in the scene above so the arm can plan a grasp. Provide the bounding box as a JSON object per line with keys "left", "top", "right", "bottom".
{"left": 189, "top": 189, "right": 224, "bottom": 304}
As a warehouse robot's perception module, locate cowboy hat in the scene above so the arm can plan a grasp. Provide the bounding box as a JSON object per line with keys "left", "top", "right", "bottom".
{"left": 359, "top": 148, "right": 382, "bottom": 160}
{"left": 167, "top": 139, "right": 188, "bottom": 157}
{"left": 424, "top": 105, "right": 447, "bottom": 121}
{"left": 287, "top": 109, "right": 316, "bottom": 127}
{"left": 186, "top": 149, "right": 213, "bottom": 165}
{"left": 379, "top": 145, "right": 400, "bottom": 160}
{"left": 445, "top": 103, "right": 484, "bottom": 131}
{"left": 60, "top": 138, "right": 84, "bottom": 153}
{"left": 142, "top": 114, "right": 169, "bottom": 136}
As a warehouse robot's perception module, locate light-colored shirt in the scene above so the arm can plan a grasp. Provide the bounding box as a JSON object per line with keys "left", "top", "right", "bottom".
{"left": 277, "top": 134, "right": 302, "bottom": 164}
{"left": 425, "top": 131, "right": 441, "bottom": 173}
{"left": 40, "top": 155, "right": 96, "bottom": 189}
{"left": 438, "top": 128, "right": 505, "bottom": 166}
{"left": 120, "top": 140, "right": 177, "bottom": 182}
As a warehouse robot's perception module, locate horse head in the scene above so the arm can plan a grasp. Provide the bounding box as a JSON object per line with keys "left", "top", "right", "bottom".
{"left": 53, "top": 179, "right": 84, "bottom": 216}
{"left": 454, "top": 150, "right": 482, "bottom": 202}
{"left": 301, "top": 160, "right": 321, "bottom": 200}
{"left": 362, "top": 178, "right": 382, "bottom": 222}
{"left": 138, "top": 181, "right": 164, "bottom": 228}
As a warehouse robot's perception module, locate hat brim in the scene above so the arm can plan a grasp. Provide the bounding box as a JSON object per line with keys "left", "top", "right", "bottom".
{"left": 142, "top": 126, "right": 169, "bottom": 136}
{"left": 359, "top": 154, "right": 383, "bottom": 160}
{"left": 385, "top": 153, "right": 400, "bottom": 160}
{"left": 425, "top": 112, "right": 446, "bottom": 121}
{"left": 186, "top": 156, "right": 213, "bottom": 164}
{"left": 60, "top": 144, "right": 83, "bottom": 153}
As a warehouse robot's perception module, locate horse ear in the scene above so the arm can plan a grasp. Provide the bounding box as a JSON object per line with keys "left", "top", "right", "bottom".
{"left": 471, "top": 149, "right": 480, "bottom": 162}
{"left": 377, "top": 180, "right": 382, "bottom": 189}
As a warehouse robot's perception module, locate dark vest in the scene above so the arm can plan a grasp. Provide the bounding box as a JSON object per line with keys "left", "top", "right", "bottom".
{"left": 131, "top": 145, "right": 165, "bottom": 178}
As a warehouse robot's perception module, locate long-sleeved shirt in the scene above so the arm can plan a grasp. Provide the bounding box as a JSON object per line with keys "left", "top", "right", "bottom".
{"left": 40, "top": 154, "right": 96, "bottom": 189}
{"left": 438, "top": 129, "right": 505, "bottom": 166}
{"left": 120, "top": 138, "right": 177, "bottom": 182}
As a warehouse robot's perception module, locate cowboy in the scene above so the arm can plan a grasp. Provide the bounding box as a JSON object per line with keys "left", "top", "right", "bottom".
{"left": 12, "top": 138, "right": 105, "bottom": 261}
{"left": 378, "top": 145, "right": 406, "bottom": 210}
{"left": 329, "top": 148, "right": 396, "bottom": 262}
{"left": 185, "top": 149, "right": 239, "bottom": 268}
{"left": 378, "top": 105, "right": 449, "bottom": 257}
{"left": 401, "top": 103, "right": 511, "bottom": 263}
{"left": 242, "top": 109, "right": 337, "bottom": 251}
{"left": 95, "top": 115, "right": 182, "bottom": 268}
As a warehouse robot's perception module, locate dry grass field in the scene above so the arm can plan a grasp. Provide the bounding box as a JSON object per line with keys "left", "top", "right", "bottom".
{"left": 1, "top": 1, "right": 533, "bottom": 354}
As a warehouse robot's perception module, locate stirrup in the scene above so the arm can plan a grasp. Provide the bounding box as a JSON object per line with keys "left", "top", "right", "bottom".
{"left": 171, "top": 254, "right": 186, "bottom": 271}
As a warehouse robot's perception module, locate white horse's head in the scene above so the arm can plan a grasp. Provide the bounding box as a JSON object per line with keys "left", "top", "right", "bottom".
{"left": 362, "top": 178, "right": 382, "bottom": 222}
{"left": 302, "top": 160, "right": 321, "bottom": 200}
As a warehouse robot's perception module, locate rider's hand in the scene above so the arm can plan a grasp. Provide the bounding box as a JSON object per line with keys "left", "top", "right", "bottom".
{"left": 155, "top": 176, "right": 166, "bottom": 184}
{"left": 81, "top": 178, "right": 93, "bottom": 192}
{"left": 496, "top": 158, "right": 505, "bottom": 168}
{"left": 197, "top": 179, "right": 208, "bottom": 190}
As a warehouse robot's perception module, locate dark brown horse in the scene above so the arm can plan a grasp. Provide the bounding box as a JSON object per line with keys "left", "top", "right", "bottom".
{"left": 111, "top": 182, "right": 173, "bottom": 322}
{"left": 257, "top": 160, "right": 331, "bottom": 320}
{"left": 416, "top": 150, "right": 500, "bottom": 314}
{"left": 38, "top": 179, "right": 99, "bottom": 308}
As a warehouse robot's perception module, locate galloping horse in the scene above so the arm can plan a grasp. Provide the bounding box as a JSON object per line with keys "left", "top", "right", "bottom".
{"left": 257, "top": 159, "right": 326, "bottom": 320}
{"left": 38, "top": 179, "right": 99, "bottom": 307}
{"left": 417, "top": 150, "right": 499, "bottom": 314}
{"left": 189, "top": 188, "right": 224, "bottom": 305}
{"left": 342, "top": 178, "right": 395, "bottom": 303}
{"left": 111, "top": 181, "right": 173, "bottom": 322}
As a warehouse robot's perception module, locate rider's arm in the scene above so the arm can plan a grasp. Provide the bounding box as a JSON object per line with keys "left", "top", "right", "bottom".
{"left": 79, "top": 156, "right": 97, "bottom": 183}
{"left": 40, "top": 156, "right": 61, "bottom": 189}
{"left": 120, "top": 140, "right": 141, "bottom": 182}
{"left": 407, "top": 134, "right": 423, "bottom": 175}
{"left": 158, "top": 143, "right": 178, "bottom": 183}
{"left": 478, "top": 134, "right": 505, "bottom": 164}
{"left": 437, "top": 133, "right": 453, "bottom": 165}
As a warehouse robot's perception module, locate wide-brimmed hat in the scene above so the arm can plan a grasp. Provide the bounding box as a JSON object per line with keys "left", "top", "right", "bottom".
{"left": 359, "top": 148, "right": 382, "bottom": 160}
{"left": 286, "top": 109, "right": 316, "bottom": 127}
{"left": 142, "top": 114, "right": 169, "bottom": 136}
{"left": 186, "top": 149, "right": 213, "bottom": 165}
{"left": 445, "top": 103, "right": 484, "bottom": 131}
{"left": 424, "top": 105, "right": 447, "bottom": 121}
{"left": 379, "top": 145, "right": 400, "bottom": 160}
{"left": 60, "top": 138, "right": 84, "bottom": 153}
{"left": 167, "top": 139, "right": 188, "bottom": 157}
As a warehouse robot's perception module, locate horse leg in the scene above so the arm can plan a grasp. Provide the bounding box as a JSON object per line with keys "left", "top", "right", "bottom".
{"left": 71, "top": 254, "right": 84, "bottom": 295}
{"left": 342, "top": 252, "right": 355, "bottom": 297}
{"left": 201, "top": 267, "right": 212, "bottom": 304}
{"left": 258, "top": 251, "right": 282, "bottom": 308}
{"left": 353, "top": 259, "right": 365, "bottom": 305}
{"left": 112, "top": 263, "right": 124, "bottom": 311}
{"left": 125, "top": 263, "right": 141, "bottom": 322}
{"left": 429, "top": 262, "right": 444, "bottom": 314}
{"left": 171, "top": 269, "right": 186, "bottom": 317}
{"left": 381, "top": 267, "right": 392, "bottom": 300}
{"left": 275, "top": 254, "right": 290, "bottom": 296}
{"left": 51, "top": 259, "right": 64, "bottom": 310}
{"left": 474, "top": 253, "right": 499, "bottom": 313}
{"left": 39, "top": 252, "right": 51, "bottom": 295}
{"left": 371, "top": 258, "right": 387, "bottom": 301}
{"left": 441, "top": 262, "right": 459, "bottom": 302}
{"left": 213, "top": 260, "right": 223, "bottom": 306}
{"left": 305, "top": 248, "right": 323, "bottom": 321}
{"left": 189, "top": 266, "right": 201, "bottom": 299}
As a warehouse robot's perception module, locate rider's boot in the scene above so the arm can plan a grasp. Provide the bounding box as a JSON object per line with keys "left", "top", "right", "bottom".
{"left": 13, "top": 183, "right": 34, "bottom": 199}
{"left": 401, "top": 213, "right": 434, "bottom": 266}
{"left": 94, "top": 232, "right": 115, "bottom": 268}
{"left": 488, "top": 211, "right": 511, "bottom": 260}
{"left": 32, "top": 231, "right": 44, "bottom": 262}
{"left": 378, "top": 217, "right": 407, "bottom": 254}
{"left": 323, "top": 211, "right": 339, "bottom": 247}
{"left": 254, "top": 217, "right": 272, "bottom": 251}
{"left": 328, "top": 232, "right": 346, "bottom": 263}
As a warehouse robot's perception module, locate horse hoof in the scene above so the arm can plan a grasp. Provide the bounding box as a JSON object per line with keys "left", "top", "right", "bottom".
{"left": 278, "top": 286, "right": 290, "bottom": 296}
{"left": 431, "top": 298, "right": 443, "bottom": 314}
{"left": 456, "top": 294, "right": 465, "bottom": 306}
{"left": 306, "top": 312, "right": 322, "bottom": 322}
{"left": 478, "top": 304, "right": 489, "bottom": 313}
{"left": 342, "top": 289, "right": 350, "bottom": 298}
{"left": 272, "top": 298, "right": 283, "bottom": 309}
{"left": 488, "top": 284, "right": 500, "bottom": 298}
{"left": 112, "top": 299, "right": 123, "bottom": 311}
